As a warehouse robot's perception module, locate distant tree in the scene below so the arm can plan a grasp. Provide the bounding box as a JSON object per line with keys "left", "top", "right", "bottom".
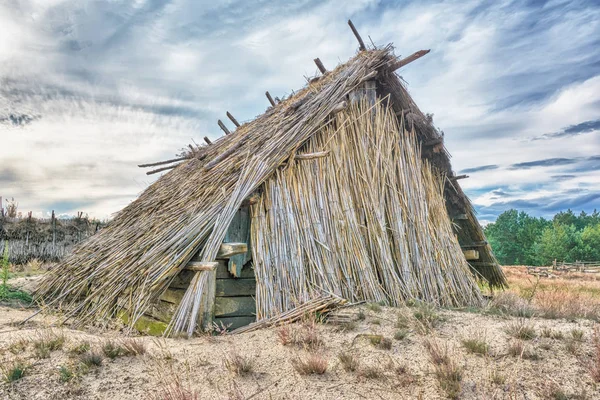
{"left": 534, "top": 223, "right": 580, "bottom": 265}
{"left": 579, "top": 224, "right": 600, "bottom": 261}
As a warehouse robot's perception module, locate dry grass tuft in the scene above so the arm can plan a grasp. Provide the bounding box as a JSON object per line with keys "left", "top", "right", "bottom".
{"left": 33, "top": 330, "right": 66, "bottom": 359}
{"left": 489, "top": 291, "right": 534, "bottom": 317}
{"left": 394, "top": 329, "right": 410, "bottom": 341}
{"left": 461, "top": 332, "right": 489, "bottom": 355}
{"left": 224, "top": 350, "right": 254, "bottom": 376}
{"left": 68, "top": 341, "right": 91, "bottom": 356}
{"left": 120, "top": 338, "right": 147, "bottom": 356}
{"left": 589, "top": 326, "right": 600, "bottom": 382}
{"left": 1, "top": 359, "right": 29, "bottom": 383}
{"left": 570, "top": 328, "right": 585, "bottom": 342}
{"left": 337, "top": 351, "right": 359, "bottom": 372}
{"left": 291, "top": 353, "right": 328, "bottom": 375}
{"left": 8, "top": 338, "right": 29, "bottom": 355}
{"left": 151, "top": 380, "right": 199, "bottom": 400}
{"left": 507, "top": 340, "right": 540, "bottom": 360}
{"left": 358, "top": 364, "right": 385, "bottom": 379}
{"left": 505, "top": 319, "right": 536, "bottom": 340}
{"left": 424, "top": 339, "right": 462, "bottom": 399}
{"left": 413, "top": 304, "right": 443, "bottom": 333}
{"left": 79, "top": 351, "right": 103, "bottom": 368}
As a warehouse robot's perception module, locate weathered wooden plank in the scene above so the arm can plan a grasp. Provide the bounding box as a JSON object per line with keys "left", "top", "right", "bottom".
{"left": 463, "top": 249, "right": 479, "bottom": 261}
{"left": 460, "top": 241, "right": 488, "bottom": 248}
{"left": 202, "top": 268, "right": 217, "bottom": 330}
{"left": 214, "top": 296, "right": 256, "bottom": 318}
{"left": 217, "top": 242, "right": 248, "bottom": 259}
{"left": 214, "top": 316, "right": 256, "bottom": 331}
{"left": 224, "top": 206, "right": 252, "bottom": 276}
{"left": 184, "top": 261, "right": 218, "bottom": 271}
{"left": 216, "top": 279, "right": 256, "bottom": 297}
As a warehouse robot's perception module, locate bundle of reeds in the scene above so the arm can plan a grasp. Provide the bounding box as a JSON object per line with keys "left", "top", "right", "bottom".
{"left": 251, "top": 101, "right": 482, "bottom": 319}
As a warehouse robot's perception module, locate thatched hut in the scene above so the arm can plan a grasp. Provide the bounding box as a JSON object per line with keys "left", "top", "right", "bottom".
{"left": 36, "top": 22, "right": 506, "bottom": 336}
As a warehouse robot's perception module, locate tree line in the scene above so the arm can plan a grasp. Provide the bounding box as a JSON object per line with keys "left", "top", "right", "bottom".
{"left": 484, "top": 209, "right": 600, "bottom": 266}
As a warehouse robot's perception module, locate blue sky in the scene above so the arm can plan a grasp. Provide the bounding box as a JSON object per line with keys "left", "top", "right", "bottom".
{"left": 0, "top": 0, "right": 598, "bottom": 223}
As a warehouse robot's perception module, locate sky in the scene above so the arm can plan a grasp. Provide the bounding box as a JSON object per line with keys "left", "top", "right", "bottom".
{"left": 0, "top": 0, "right": 599, "bottom": 223}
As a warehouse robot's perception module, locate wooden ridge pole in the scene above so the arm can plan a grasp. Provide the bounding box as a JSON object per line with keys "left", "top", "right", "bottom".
{"left": 347, "top": 20, "right": 366, "bottom": 51}
{"left": 203, "top": 136, "right": 212, "bottom": 145}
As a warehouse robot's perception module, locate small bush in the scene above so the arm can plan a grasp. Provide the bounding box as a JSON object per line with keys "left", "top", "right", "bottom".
{"left": 394, "top": 329, "right": 409, "bottom": 341}
{"left": 291, "top": 354, "right": 328, "bottom": 375}
{"left": 80, "top": 351, "right": 103, "bottom": 368}
{"left": 224, "top": 350, "right": 254, "bottom": 376}
{"left": 366, "top": 303, "right": 382, "bottom": 313}
{"left": 505, "top": 319, "right": 536, "bottom": 340}
{"left": 338, "top": 351, "right": 359, "bottom": 372}
{"left": 571, "top": 329, "right": 585, "bottom": 342}
{"left": 461, "top": 334, "right": 489, "bottom": 356}
{"left": 58, "top": 365, "right": 74, "bottom": 383}
{"left": 1, "top": 359, "right": 28, "bottom": 383}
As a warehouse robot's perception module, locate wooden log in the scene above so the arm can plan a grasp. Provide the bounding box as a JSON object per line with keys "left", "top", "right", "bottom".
{"left": 138, "top": 156, "right": 188, "bottom": 168}
{"left": 217, "top": 242, "right": 248, "bottom": 259}
{"left": 314, "top": 58, "right": 327, "bottom": 74}
{"left": 218, "top": 119, "right": 231, "bottom": 135}
{"left": 387, "top": 49, "right": 431, "bottom": 71}
{"left": 204, "top": 136, "right": 212, "bottom": 145}
{"left": 463, "top": 249, "right": 479, "bottom": 261}
{"left": 265, "top": 91, "right": 276, "bottom": 107}
{"left": 226, "top": 111, "right": 241, "bottom": 127}
{"left": 184, "top": 261, "right": 219, "bottom": 272}
{"left": 347, "top": 19, "right": 366, "bottom": 51}
{"left": 216, "top": 278, "right": 256, "bottom": 297}
{"left": 214, "top": 296, "right": 256, "bottom": 318}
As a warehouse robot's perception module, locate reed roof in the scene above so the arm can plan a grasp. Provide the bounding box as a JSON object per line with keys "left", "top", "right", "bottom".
{"left": 36, "top": 43, "right": 506, "bottom": 328}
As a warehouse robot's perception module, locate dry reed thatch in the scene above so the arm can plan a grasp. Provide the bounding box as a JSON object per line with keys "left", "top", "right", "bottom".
{"left": 34, "top": 43, "right": 505, "bottom": 335}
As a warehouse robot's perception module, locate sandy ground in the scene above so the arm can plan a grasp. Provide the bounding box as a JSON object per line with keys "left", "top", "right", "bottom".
{"left": 1, "top": 298, "right": 599, "bottom": 400}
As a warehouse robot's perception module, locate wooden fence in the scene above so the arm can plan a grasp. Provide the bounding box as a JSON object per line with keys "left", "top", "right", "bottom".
{"left": 527, "top": 260, "right": 600, "bottom": 276}
{"left": 0, "top": 213, "right": 104, "bottom": 264}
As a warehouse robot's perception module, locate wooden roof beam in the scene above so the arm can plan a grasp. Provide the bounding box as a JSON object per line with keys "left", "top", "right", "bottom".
{"left": 314, "top": 58, "right": 327, "bottom": 74}
{"left": 388, "top": 49, "right": 431, "bottom": 72}
{"left": 203, "top": 136, "right": 212, "bottom": 145}
{"left": 138, "top": 156, "right": 188, "bottom": 168}
{"left": 226, "top": 111, "right": 241, "bottom": 127}
{"left": 451, "top": 174, "right": 469, "bottom": 181}
{"left": 347, "top": 20, "right": 366, "bottom": 51}
{"left": 218, "top": 120, "right": 231, "bottom": 135}
{"left": 265, "top": 91, "right": 276, "bottom": 107}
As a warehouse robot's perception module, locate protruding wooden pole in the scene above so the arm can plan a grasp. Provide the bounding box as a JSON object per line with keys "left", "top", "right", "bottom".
{"left": 388, "top": 50, "right": 431, "bottom": 71}
{"left": 204, "top": 136, "right": 212, "bottom": 145}
{"left": 218, "top": 120, "right": 231, "bottom": 135}
{"left": 226, "top": 111, "right": 240, "bottom": 127}
{"left": 347, "top": 20, "right": 366, "bottom": 51}
{"left": 451, "top": 174, "right": 469, "bottom": 181}
{"left": 314, "top": 58, "right": 327, "bottom": 74}
{"left": 138, "top": 156, "right": 188, "bottom": 168}
{"left": 265, "top": 91, "right": 276, "bottom": 107}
